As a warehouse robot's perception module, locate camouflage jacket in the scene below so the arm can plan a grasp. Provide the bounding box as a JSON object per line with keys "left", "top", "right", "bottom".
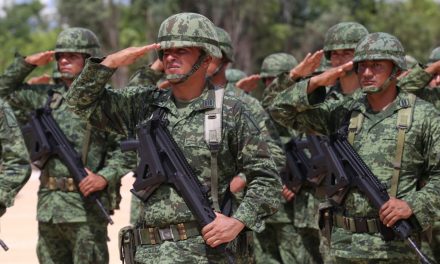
{"left": 224, "top": 82, "right": 290, "bottom": 224}
{"left": 398, "top": 64, "right": 440, "bottom": 110}
{"left": 65, "top": 59, "right": 281, "bottom": 232}
{"left": 269, "top": 80, "right": 440, "bottom": 259}
{"left": 0, "top": 98, "right": 31, "bottom": 213}
{"left": 0, "top": 56, "right": 130, "bottom": 223}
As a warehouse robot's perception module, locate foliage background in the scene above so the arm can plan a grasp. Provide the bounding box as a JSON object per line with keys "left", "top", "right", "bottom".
{"left": 0, "top": 0, "right": 439, "bottom": 87}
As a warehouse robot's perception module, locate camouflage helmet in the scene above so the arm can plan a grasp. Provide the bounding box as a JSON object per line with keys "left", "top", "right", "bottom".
{"left": 226, "top": 68, "right": 247, "bottom": 83}
{"left": 260, "top": 53, "right": 298, "bottom": 78}
{"left": 353, "top": 32, "right": 406, "bottom": 70}
{"left": 427, "top": 47, "right": 440, "bottom": 65}
{"left": 324, "top": 22, "right": 369, "bottom": 60}
{"left": 157, "top": 12, "right": 221, "bottom": 59}
{"left": 215, "top": 26, "right": 234, "bottom": 62}
{"left": 55, "top": 27, "right": 101, "bottom": 57}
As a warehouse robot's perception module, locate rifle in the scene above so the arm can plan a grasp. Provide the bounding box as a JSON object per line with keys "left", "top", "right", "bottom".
{"left": 328, "top": 130, "right": 433, "bottom": 264}
{"left": 120, "top": 108, "right": 232, "bottom": 254}
{"left": 283, "top": 135, "right": 344, "bottom": 194}
{"left": 21, "top": 90, "right": 113, "bottom": 224}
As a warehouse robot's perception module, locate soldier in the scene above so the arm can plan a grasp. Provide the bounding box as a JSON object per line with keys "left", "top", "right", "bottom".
{"left": 65, "top": 12, "right": 281, "bottom": 263}
{"left": 0, "top": 27, "right": 129, "bottom": 264}
{"left": 0, "top": 98, "right": 31, "bottom": 219}
{"left": 207, "top": 27, "right": 295, "bottom": 263}
{"left": 270, "top": 32, "right": 440, "bottom": 263}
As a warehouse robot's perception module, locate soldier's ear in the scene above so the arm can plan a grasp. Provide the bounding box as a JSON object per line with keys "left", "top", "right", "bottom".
{"left": 202, "top": 55, "right": 212, "bottom": 67}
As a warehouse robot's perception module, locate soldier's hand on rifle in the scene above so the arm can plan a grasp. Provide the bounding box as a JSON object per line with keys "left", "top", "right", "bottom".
{"left": 307, "top": 61, "right": 353, "bottom": 93}
{"left": 201, "top": 212, "right": 245, "bottom": 248}
{"left": 290, "top": 50, "right": 324, "bottom": 81}
{"left": 236, "top": 74, "right": 261, "bottom": 92}
{"left": 230, "top": 174, "right": 246, "bottom": 193}
{"left": 102, "top": 43, "right": 161, "bottom": 69}
{"left": 79, "top": 168, "right": 108, "bottom": 197}
{"left": 25, "top": 51, "right": 55, "bottom": 66}
{"left": 282, "top": 185, "right": 295, "bottom": 201}
{"left": 379, "top": 197, "right": 413, "bottom": 227}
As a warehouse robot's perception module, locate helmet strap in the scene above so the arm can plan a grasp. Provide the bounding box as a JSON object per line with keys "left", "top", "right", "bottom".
{"left": 362, "top": 66, "right": 398, "bottom": 94}
{"left": 165, "top": 50, "right": 207, "bottom": 84}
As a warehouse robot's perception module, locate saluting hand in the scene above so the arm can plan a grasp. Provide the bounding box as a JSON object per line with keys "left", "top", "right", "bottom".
{"left": 102, "top": 43, "right": 161, "bottom": 69}
{"left": 290, "top": 50, "right": 324, "bottom": 80}
{"left": 25, "top": 51, "right": 55, "bottom": 66}
{"left": 379, "top": 197, "right": 413, "bottom": 227}
{"left": 307, "top": 61, "right": 353, "bottom": 93}
{"left": 79, "top": 168, "right": 108, "bottom": 197}
{"left": 201, "top": 212, "right": 245, "bottom": 248}
{"left": 236, "top": 74, "right": 261, "bottom": 92}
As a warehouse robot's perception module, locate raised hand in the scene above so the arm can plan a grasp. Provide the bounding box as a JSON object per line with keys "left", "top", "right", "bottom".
{"left": 307, "top": 61, "right": 353, "bottom": 93}
{"left": 27, "top": 74, "right": 52, "bottom": 85}
{"left": 236, "top": 74, "right": 261, "bottom": 92}
{"left": 102, "top": 43, "right": 161, "bottom": 69}
{"left": 25, "top": 51, "right": 55, "bottom": 66}
{"left": 290, "top": 50, "right": 324, "bottom": 80}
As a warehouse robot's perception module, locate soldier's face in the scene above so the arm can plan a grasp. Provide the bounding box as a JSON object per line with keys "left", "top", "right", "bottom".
{"left": 56, "top": 52, "right": 85, "bottom": 76}
{"left": 330, "top": 49, "right": 354, "bottom": 67}
{"left": 357, "top": 60, "right": 394, "bottom": 88}
{"left": 162, "top": 47, "right": 203, "bottom": 75}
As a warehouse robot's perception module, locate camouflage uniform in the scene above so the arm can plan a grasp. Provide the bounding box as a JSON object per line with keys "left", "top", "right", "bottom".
{"left": 0, "top": 98, "right": 31, "bottom": 216}
{"left": 269, "top": 32, "right": 440, "bottom": 262}
{"left": 261, "top": 45, "right": 358, "bottom": 264}
{"left": 0, "top": 28, "right": 129, "bottom": 264}
{"left": 65, "top": 13, "right": 281, "bottom": 264}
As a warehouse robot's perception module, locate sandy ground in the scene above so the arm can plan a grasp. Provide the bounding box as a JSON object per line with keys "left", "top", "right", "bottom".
{"left": 0, "top": 169, "right": 135, "bottom": 264}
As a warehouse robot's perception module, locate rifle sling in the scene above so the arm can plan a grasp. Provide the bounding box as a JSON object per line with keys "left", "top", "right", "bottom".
{"left": 204, "top": 87, "right": 225, "bottom": 212}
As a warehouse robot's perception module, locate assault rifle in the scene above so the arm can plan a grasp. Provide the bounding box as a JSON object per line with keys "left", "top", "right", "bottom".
{"left": 327, "top": 130, "right": 432, "bottom": 264}
{"left": 21, "top": 90, "right": 113, "bottom": 224}
{"left": 283, "top": 135, "right": 346, "bottom": 194}
{"left": 120, "top": 108, "right": 233, "bottom": 259}
{"left": 121, "top": 108, "right": 219, "bottom": 228}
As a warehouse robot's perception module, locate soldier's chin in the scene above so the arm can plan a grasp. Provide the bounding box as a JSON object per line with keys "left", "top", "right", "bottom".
{"left": 362, "top": 85, "right": 381, "bottom": 94}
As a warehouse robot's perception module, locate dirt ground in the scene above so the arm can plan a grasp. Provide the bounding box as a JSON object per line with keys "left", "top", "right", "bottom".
{"left": 0, "top": 170, "right": 135, "bottom": 264}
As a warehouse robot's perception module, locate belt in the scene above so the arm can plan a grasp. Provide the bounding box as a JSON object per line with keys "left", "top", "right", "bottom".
{"left": 41, "top": 176, "right": 77, "bottom": 192}
{"left": 134, "top": 222, "right": 200, "bottom": 245}
{"left": 333, "top": 213, "right": 381, "bottom": 234}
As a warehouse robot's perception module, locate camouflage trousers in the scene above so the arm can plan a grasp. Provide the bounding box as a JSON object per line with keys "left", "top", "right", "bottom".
{"left": 134, "top": 234, "right": 254, "bottom": 264}
{"left": 254, "top": 224, "right": 324, "bottom": 264}
{"left": 37, "top": 221, "right": 108, "bottom": 264}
